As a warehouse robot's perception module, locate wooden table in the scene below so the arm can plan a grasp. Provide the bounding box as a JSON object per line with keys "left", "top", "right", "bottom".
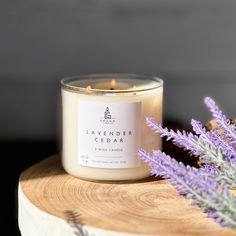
{"left": 18, "top": 155, "right": 236, "bottom": 236}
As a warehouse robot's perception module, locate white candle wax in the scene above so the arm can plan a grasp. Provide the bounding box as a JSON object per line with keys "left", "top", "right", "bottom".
{"left": 61, "top": 74, "right": 163, "bottom": 181}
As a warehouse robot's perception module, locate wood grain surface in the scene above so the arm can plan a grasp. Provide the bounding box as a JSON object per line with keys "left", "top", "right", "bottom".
{"left": 19, "top": 155, "right": 236, "bottom": 236}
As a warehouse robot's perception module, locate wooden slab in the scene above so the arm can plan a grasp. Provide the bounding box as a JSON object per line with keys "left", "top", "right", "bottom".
{"left": 18, "top": 155, "right": 236, "bottom": 236}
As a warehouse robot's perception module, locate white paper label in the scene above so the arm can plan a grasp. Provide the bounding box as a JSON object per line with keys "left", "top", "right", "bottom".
{"left": 77, "top": 100, "right": 141, "bottom": 168}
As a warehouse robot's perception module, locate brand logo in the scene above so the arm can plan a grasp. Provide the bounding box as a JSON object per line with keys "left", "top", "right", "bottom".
{"left": 100, "top": 107, "right": 115, "bottom": 124}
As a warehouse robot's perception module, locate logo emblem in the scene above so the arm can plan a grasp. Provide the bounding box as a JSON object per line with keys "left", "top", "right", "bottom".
{"left": 100, "top": 107, "right": 115, "bottom": 124}
{"left": 104, "top": 107, "right": 111, "bottom": 119}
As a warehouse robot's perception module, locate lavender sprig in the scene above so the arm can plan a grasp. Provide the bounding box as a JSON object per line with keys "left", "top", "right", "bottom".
{"left": 191, "top": 119, "right": 214, "bottom": 145}
{"left": 204, "top": 97, "right": 236, "bottom": 145}
{"left": 138, "top": 149, "right": 236, "bottom": 228}
{"left": 146, "top": 117, "right": 222, "bottom": 164}
{"left": 146, "top": 117, "right": 236, "bottom": 189}
{"left": 146, "top": 117, "right": 205, "bottom": 157}
{"left": 191, "top": 119, "right": 236, "bottom": 164}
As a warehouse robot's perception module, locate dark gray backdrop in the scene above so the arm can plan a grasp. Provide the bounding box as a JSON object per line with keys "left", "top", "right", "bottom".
{"left": 1, "top": 0, "right": 236, "bottom": 140}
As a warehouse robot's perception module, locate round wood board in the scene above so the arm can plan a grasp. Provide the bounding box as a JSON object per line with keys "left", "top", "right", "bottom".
{"left": 18, "top": 155, "right": 236, "bottom": 236}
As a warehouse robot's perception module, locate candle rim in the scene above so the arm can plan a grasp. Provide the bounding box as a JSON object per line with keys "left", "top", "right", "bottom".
{"left": 61, "top": 73, "right": 163, "bottom": 94}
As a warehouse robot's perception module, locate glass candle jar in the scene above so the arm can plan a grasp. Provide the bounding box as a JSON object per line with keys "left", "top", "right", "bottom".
{"left": 61, "top": 74, "right": 163, "bottom": 181}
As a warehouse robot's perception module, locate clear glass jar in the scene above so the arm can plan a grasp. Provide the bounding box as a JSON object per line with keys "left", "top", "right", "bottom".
{"left": 61, "top": 74, "right": 163, "bottom": 181}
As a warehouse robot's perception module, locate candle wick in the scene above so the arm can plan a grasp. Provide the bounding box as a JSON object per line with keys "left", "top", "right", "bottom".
{"left": 110, "top": 88, "right": 114, "bottom": 90}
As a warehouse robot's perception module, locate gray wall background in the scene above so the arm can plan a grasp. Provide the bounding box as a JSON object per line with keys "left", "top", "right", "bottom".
{"left": 1, "top": 0, "right": 236, "bottom": 140}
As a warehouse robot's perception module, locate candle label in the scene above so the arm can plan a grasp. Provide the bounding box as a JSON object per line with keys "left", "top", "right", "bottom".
{"left": 77, "top": 100, "right": 141, "bottom": 168}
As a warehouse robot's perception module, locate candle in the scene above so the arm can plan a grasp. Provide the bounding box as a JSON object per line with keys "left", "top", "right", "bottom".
{"left": 61, "top": 74, "right": 163, "bottom": 181}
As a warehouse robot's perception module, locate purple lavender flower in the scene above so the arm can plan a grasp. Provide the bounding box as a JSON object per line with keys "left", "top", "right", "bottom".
{"left": 146, "top": 117, "right": 221, "bottom": 162}
{"left": 191, "top": 119, "right": 213, "bottom": 145}
{"left": 146, "top": 117, "right": 201, "bottom": 156}
{"left": 204, "top": 97, "right": 236, "bottom": 146}
{"left": 146, "top": 116, "right": 236, "bottom": 189}
{"left": 138, "top": 149, "right": 236, "bottom": 228}
{"left": 191, "top": 119, "right": 236, "bottom": 163}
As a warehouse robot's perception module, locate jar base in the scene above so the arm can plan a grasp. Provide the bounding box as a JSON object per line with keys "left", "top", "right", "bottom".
{"left": 67, "top": 172, "right": 153, "bottom": 184}
{"left": 62, "top": 163, "right": 152, "bottom": 183}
